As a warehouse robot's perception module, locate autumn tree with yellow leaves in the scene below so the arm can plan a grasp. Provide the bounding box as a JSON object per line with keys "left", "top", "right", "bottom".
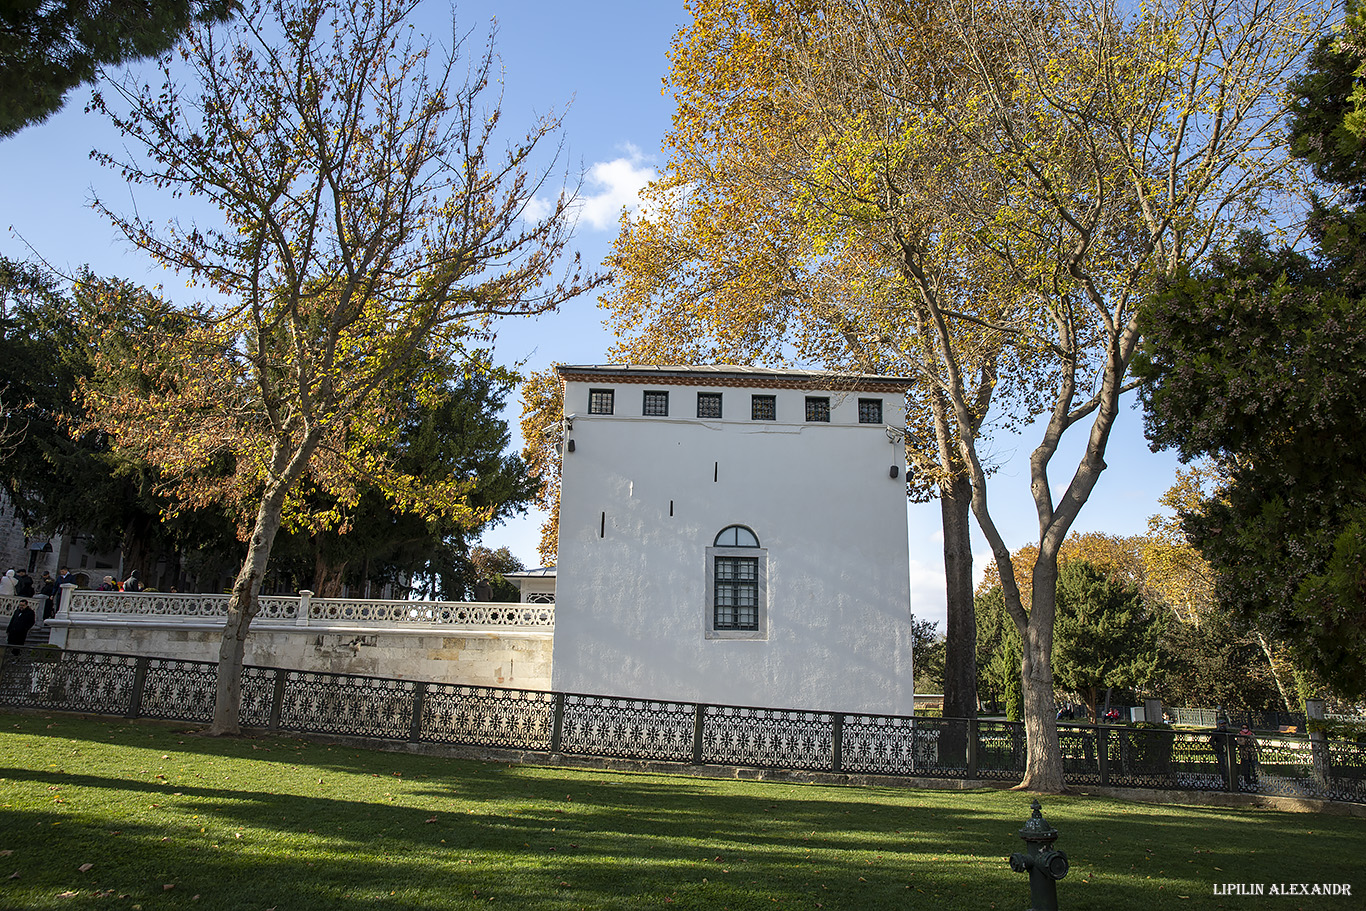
{"left": 608, "top": 0, "right": 1329, "bottom": 790}
{"left": 83, "top": 0, "right": 599, "bottom": 734}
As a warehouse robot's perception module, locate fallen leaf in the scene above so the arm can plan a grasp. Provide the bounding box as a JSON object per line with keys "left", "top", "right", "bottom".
{"left": 425, "top": 816, "right": 438, "bottom": 824}
{"left": 58, "top": 890, "right": 78, "bottom": 898}
{"left": 78, "top": 863, "right": 93, "bottom": 873}
{"left": 163, "top": 883, "right": 175, "bottom": 891}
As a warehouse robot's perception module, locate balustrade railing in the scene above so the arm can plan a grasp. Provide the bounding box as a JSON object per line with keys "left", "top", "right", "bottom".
{"left": 1, "top": 645, "right": 1362, "bottom": 805}
{"left": 59, "top": 590, "right": 553, "bottom": 629}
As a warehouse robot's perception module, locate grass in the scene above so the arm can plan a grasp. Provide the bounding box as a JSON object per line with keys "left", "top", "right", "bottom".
{"left": 0, "top": 711, "right": 1361, "bottom": 910}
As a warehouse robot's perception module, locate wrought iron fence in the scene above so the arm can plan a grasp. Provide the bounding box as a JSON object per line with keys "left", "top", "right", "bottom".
{"left": 2, "top": 645, "right": 1363, "bottom": 804}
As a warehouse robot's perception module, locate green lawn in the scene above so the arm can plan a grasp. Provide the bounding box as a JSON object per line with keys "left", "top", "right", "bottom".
{"left": 0, "top": 711, "right": 1360, "bottom": 910}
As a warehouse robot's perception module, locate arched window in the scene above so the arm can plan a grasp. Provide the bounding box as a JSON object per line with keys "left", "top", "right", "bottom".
{"left": 707, "top": 525, "right": 767, "bottom": 638}
{"left": 713, "top": 525, "right": 760, "bottom": 548}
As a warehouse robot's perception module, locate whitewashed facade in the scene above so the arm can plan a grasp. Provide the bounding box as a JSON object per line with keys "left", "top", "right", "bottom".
{"left": 552, "top": 365, "right": 916, "bottom": 715}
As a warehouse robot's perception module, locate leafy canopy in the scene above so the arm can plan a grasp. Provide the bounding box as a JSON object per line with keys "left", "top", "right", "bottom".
{"left": 0, "top": 0, "right": 238, "bottom": 137}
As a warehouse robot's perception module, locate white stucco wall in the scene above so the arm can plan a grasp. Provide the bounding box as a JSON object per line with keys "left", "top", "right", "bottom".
{"left": 552, "top": 369, "right": 915, "bottom": 716}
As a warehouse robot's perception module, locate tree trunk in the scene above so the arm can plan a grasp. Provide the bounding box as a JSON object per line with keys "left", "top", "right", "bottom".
{"left": 1017, "top": 557, "right": 1065, "bottom": 792}
{"left": 1020, "top": 622, "right": 1065, "bottom": 792}
{"left": 941, "top": 473, "right": 977, "bottom": 720}
{"left": 313, "top": 549, "right": 347, "bottom": 599}
{"left": 1254, "top": 628, "right": 1297, "bottom": 712}
{"left": 207, "top": 432, "right": 317, "bottom": 735}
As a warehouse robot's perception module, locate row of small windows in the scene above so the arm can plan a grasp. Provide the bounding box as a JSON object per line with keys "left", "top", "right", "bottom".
{"left": 588, "top": 389, "right": 883, "bottom": 424}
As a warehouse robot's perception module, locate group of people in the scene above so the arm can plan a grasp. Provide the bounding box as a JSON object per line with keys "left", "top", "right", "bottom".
{"left": 95, "top": 570, "right": 144, "bottom": 592}
{"left": 2, "top": 568, "right": 68, "bottom": 646}
{"left": 4, "top": 566, "right": 139, "bottom": 648}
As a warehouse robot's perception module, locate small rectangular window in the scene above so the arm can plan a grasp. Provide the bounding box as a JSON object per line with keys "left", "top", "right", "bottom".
{"left": 643, "top": 390, "right": 669, "bottom": 416}
{"left": 589, "top": 388, "right": 615, "bottom": 415}
{"left": 858, "top": 398, "right": 883, "bottom": 424}
{"left": 805, "top": 396, "right": 831, "bottom": 422}
{"left": 751, "top": 394, "right": 777, "bottom": 421}
{"left": 714, "top": 556, "right": 760, "bottom": 630}
{"left": 697, "top": 392, "right": 723, "bottom": 419}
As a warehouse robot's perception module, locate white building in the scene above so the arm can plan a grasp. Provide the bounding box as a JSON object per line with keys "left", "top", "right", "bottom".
{"left": 551, "top": 365, "right": 916, "bottom": 716}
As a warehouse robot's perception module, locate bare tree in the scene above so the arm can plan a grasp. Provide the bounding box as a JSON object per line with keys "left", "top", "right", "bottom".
{"left": 84, "top": 0, "right": 601, "bottom": 734}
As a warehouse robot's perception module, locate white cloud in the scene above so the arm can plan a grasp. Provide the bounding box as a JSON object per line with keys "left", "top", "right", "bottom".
{"left": 577, "top": 144, "right": 656, "bottom": 230}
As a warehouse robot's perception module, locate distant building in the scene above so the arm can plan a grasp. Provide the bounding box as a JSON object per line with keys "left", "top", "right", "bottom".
{"left": 551, "top": 365, "right": 916, "bottom": 716}
{"left": 0, "top": 489, "right": 117, "bottom": 582}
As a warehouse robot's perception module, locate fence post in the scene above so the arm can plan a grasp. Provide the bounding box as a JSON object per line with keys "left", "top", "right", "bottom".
{"left": 550, "top": 692, "right": 566, "bottom": 753}
{"left": 57, "top": 582, "right": 77, "bottom": 614}
{"left": 127, "top": 656, "right": 150, "bottom": 719}
{"left": 295, "top": 590, "right": 312, "bottom": 628}
{"left": 692, "top": 704, "right": 707, "bottom": 765}
{"left": 1306, "top": 698, "right": 1329, "bottom": 791}
{"left": 967, "top": 716, "right": 979, "bottom": 780}
{"left": 409, "top": 681, "right": 426, "bottom": 743}
{"left": 831, "top": 713, "right": 844, "bottom": 773}
{"left": 269, "top": 668, "right": 287, "bottom": 731}
{"left": 1098, "top": 725, "right": 1110, "bottom": 786}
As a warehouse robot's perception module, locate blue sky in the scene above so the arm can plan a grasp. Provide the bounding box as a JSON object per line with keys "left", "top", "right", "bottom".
{"left": 0, "top": 0, "right": 1183, "bottom": 632}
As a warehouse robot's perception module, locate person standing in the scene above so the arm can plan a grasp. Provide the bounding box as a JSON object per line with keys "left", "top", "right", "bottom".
{"left": 0, "top": 570, "right": 15, "bottom": 596}
{"left": 13, "top": 570, "right": 34, "bottom": 599}
{"left": 123, "top": 570, "right": 144, "bottom": 593}
{"left": 54, "top": 567, "right": 78, "bottom": 612}
{"left": 39, "top": 572, "right": 56, "bottom": 620}
{"left": 6, "top": 600, "right": 35, "bottom": 648}
{"left": 1237, "top": 724, "right": 1260, "bottom": 790}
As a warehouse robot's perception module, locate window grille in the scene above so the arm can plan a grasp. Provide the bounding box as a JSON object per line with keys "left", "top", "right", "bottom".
{"left": 805, "top": 396, "right": 831, "bottom": 422}
{"left": 714, "top": 556, "right": 760, "bottom": 630}
{"left": 697, "top": 392, "right": 723, "bottom": 418}
{"left": 751, "top": 394, "right": 777, "bottom": 421}
{"left": 858, "top": 398, "right": 883, "bottom": 424}
{"left": 643, "top": 390, "right": 669, "bottom": 416}
{"left": 589, "top": 388, "right": 615, "bottom": 415}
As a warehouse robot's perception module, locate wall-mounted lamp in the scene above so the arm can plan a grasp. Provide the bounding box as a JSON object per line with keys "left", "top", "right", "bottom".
{"left": 886, "top": 425, "right": 906, "bottom": 445}
{"left": 889, "top": 465, "right": 899, "bottom": 479}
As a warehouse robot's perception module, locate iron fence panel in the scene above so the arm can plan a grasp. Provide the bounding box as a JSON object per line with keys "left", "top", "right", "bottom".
{"left": 701, "top": 706, "right": 833, "bottom": 771}
{"left": 1247, "top": 735, "right": 1325, "bottom": 800}
{"left": 239, "top": 666, "right": 278, "bottom": 729}
{"left": 841, "top": 715, "right": 952, "bottom": 776}
{"left": 976, "top": 721, "right": 1026, "bottom": 781}
{"left": 420, "top": 683, "right": 555, "bottom": 750}
{"left": 559, "top": 694, "right": 693, "bottom": 762}
{"left": 0, "top": 650, "right": 137, "bottom": 715}
{"left": 1058, "top": 725, "right": 1101, "bottom": 784}
{"left": 1326, "top": 739, "right": 1366, "bottom": 803}
{"left": 139, "top": 658, "right": 216, "bottom": 723}
{"left": 1163, "top": 730, "right": 1233, "bottom": 790}
{"left": 276, "top": 670, "right": 415, "bottom": 740}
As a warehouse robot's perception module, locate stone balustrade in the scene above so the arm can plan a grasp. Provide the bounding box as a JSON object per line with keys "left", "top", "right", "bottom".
{"left": 62, "top": 588, "right": 553, "bottom": 629}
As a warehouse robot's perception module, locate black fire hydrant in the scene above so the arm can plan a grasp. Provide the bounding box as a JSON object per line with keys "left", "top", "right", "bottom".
{"left": 1008, "top": 798, "right": 1069, "bottom": 911}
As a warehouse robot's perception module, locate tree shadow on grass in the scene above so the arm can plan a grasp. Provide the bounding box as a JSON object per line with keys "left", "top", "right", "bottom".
{"left": 2, "top": 713, "right": 1363, "bottom": 909}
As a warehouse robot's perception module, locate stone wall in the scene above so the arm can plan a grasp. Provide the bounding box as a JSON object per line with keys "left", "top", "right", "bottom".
{"left": 50, "top": 619, "right": 554, "bottom": 690}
